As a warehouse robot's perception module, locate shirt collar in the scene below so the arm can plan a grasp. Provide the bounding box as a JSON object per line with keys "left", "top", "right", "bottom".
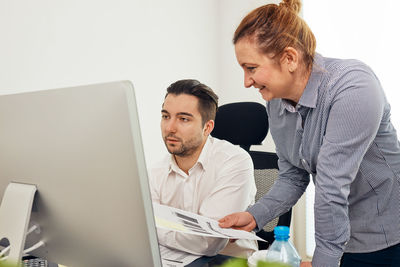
{"left": 279, "top": 53, "right": 324, "bottom": 115}
{"left": 167, "top": 136, "right": 212, "bottom": 176}
{"left": 196, "top": 135, "right": 212, "bottom": 167}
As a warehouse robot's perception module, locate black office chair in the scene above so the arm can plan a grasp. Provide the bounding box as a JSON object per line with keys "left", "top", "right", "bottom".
{"left": 211, "top": 102, "right": 292, "bottom": 250}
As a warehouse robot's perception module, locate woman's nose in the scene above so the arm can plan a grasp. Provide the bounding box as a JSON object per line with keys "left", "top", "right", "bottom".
{"left": 244, "top": 73, "right": 254, "bottom": 88}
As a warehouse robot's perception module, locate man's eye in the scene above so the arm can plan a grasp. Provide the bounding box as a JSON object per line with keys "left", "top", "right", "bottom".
{"left": 161, "top": 115, "right": 169, "bottom": 119}
{"left": 180, "top": 117, "right": 189, "bottom": 122}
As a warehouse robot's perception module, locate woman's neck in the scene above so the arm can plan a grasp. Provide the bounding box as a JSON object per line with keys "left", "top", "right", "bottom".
{"left": 288, "top": 67, "right": 311, "bottom": 105}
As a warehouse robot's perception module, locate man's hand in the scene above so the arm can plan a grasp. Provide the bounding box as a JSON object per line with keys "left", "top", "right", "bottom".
{"left": 218, "top": 211, "right": 256, "bottom": 232}
{"left": 300, "top": 261, "right": 312, "bottom": 267}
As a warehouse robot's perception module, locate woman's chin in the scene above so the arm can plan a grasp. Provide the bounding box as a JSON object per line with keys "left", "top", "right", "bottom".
{"left": 260, "top": 93, "right": 273, "bottom": 101}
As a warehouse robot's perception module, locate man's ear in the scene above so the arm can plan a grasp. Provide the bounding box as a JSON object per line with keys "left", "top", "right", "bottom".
{"left": 203, "top": 120, "right": 215, "bottom": 136}
{"left": 281, "top": 47, "right": 299, "bottom": 73}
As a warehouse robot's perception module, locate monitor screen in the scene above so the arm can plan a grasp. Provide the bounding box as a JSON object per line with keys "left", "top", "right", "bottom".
{"left": 0, "top": 81, "right": 161, "bottom": 267}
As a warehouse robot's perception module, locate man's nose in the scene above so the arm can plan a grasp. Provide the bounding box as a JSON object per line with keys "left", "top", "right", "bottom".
{"left": 165, "top": 119, "right": 177, "bottom": 133}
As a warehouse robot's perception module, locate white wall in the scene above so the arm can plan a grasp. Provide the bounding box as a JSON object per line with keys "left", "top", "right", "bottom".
{"left": 217, "top": 0, "right": 280, "bottom": 152}
{"left": 0, "top": 0, "right": 281, "bottom": 166}
{"left": 0, "top": 0, "right": 219, "bottom": 168}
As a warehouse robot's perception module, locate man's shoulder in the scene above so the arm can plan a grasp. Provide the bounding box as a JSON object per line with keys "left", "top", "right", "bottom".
{"left": 209, "top": 137, "right": 251, "bottom": 161}
{"left": 207, "top": 138, "right": 254, "bottom": 184}
{"left": 149, "top": 154, "right": 171, "bottom": 178}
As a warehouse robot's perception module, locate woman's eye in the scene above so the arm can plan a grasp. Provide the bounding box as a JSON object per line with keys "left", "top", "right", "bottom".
{"left": 247, "top": 66, "right": 256, "bottom": 72}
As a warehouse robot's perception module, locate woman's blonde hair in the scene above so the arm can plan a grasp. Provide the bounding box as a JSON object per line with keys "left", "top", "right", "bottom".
{"left": 234, "top": 0, "right": 316, "bottom": 71}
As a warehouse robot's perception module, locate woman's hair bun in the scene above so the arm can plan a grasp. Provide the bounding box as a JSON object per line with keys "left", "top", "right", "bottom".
{"left": 279, "top": 0, "right": 302, "bottom": 14}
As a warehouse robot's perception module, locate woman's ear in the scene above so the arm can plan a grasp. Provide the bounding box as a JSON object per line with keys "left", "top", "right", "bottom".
{"left": 203, "top": 120, "right": 215, "bottom": 136}
{"left": 281, "top": 47, "right": 299, "bottom": 73}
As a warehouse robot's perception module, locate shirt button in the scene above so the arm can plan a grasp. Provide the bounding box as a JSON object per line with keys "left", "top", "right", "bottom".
{"left": 301, "top": 159, "right": 307, "bottom": 165}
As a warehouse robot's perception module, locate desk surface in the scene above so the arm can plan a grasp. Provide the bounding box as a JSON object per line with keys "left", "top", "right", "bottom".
{"left": 53, "top": 258, "right": 230, "bottom": 267}
{"left": 47, "top": 254, "right": 232, "bottom": 267}
{"left": 31, "top": 254, "right": 230, "bottom": 267}
{"left": 186, "top": 254, "right": 233, "bottom": 267}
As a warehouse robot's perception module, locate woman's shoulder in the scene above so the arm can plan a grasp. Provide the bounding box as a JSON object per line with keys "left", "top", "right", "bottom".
{"left": 322, "top": 56, "right": 375, "bottom": 80}
{"left": 318, "top": 55, "right": 380, "bottom": 96}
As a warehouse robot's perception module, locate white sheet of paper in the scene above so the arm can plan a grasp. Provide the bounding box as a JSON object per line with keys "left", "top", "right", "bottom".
{"left": 159, "top": 245, "right": 201, "bottom": 267}
{"left": 153, "top": 203, "right": 265, "bottom": 242}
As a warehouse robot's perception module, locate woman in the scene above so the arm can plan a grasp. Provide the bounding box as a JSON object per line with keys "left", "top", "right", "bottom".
{"left": 218, "top": 1, "right": 400, "bottom": 266}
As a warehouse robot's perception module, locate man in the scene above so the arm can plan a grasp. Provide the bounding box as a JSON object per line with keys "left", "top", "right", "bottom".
{"left": 150, "top": 79, "right": 258, "bottom": 258}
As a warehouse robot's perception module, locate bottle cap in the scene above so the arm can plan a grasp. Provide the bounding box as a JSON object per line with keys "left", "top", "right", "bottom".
{"left": 274, "top": 226, "right": 290, "bottom": 239}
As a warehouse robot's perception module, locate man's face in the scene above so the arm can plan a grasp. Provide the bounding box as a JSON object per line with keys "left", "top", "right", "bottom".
{"left": 161, "top": 94, "right": 208, "bottom": 157}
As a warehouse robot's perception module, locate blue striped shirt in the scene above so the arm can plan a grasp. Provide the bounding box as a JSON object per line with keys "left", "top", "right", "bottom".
{"left": 248, "top": 54, "right": 400, "bottom": 267}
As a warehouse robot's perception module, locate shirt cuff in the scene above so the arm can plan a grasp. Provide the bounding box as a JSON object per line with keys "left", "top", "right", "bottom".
{"left": 246, "top": 203, "right": 266, "bottom": 232}
{"left": 312, "top": 248, "right": 342, "bottom": 267}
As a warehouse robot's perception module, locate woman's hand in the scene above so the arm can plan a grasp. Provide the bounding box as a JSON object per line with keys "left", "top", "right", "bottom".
{"left": 218, "top": 211, "right": 256, "bottom": 232}
{"left": 300, "top": 261, "right": 312, "bottom": 267}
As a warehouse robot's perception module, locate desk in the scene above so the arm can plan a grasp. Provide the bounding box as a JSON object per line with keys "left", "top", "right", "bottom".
{"left": 30, "top": 255, "right": 230, "bottom": 267}
{"left": 41, "top": 254, "right": 232, "bottom": 266}
{"left": 44, "top": 256, "right": 230, "bottom": 267}
{"left": 186, "top": 254, "right": 233, "bottom": 267}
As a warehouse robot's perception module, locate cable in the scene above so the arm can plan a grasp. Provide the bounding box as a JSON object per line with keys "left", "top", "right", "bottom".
{"left": 0, "top": 240, "right": 45, "bottom": 261}
{"left": 26, "top": 224, "right": 40, "bottom": 236}
{"left": 0, "top": 246, "right": 10, "bottom": 258}
{"left": 0, "top": 224, "right": 41, "bottom": 258}
{"left": 22, "top": 240, "right": 45, "bottom": 254}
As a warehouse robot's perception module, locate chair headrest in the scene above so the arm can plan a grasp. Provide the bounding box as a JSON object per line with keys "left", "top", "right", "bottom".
{"left": 211, "top": 102, "right": 269, "bottom": 151}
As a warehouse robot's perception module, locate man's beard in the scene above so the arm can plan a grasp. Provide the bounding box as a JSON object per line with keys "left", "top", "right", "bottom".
{"left": 163, "top": 134, "right": 202, "bottom": 157}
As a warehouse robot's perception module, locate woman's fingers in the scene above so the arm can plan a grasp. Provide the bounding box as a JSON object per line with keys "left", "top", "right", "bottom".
{"left": 218, "top": 212, "right": 256, "bottom": 232}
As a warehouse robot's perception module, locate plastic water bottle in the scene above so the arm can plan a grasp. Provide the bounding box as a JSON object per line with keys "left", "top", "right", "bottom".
{"left": 265, "top": 226, "right": 301, "bottom": 267}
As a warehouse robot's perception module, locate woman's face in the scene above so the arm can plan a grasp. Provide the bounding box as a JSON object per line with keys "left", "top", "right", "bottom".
{"left": 235, "top": 38, "right": 297, "bottom": 102}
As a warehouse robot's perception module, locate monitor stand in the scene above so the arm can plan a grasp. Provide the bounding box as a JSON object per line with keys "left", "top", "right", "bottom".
{"left": 0, "top": 182, "right": 37, "bottom": 266}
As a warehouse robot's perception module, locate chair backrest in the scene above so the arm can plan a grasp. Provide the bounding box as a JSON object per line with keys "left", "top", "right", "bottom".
{"left": 211, "top": 102, "right": 268, "bottom": 151}
{"left": 212, "top": 102, "right": 291, "bottom": 249}
{"left": 251, "top": 151, "right": 280, "bottom": 232}
{"left": 250, "top": 151, "right": 292, "bottom": 249}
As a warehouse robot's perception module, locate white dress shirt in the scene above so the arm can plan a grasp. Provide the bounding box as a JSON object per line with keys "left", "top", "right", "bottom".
{"left": 150, "top": 136, "right": 258, "bottom": 258}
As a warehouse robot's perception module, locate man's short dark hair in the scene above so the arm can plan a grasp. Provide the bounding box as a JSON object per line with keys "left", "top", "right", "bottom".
{"left": 165, "top": 79, "right": 219, "bottom": 125}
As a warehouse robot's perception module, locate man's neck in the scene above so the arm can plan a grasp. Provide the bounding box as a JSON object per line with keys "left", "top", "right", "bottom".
{"left": 174, "top": 139, "right": 207, "bottom": 175}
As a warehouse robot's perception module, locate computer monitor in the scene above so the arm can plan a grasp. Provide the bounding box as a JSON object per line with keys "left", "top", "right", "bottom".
{"left": 0, "top": 81, "right": 162, "bottom": 267}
